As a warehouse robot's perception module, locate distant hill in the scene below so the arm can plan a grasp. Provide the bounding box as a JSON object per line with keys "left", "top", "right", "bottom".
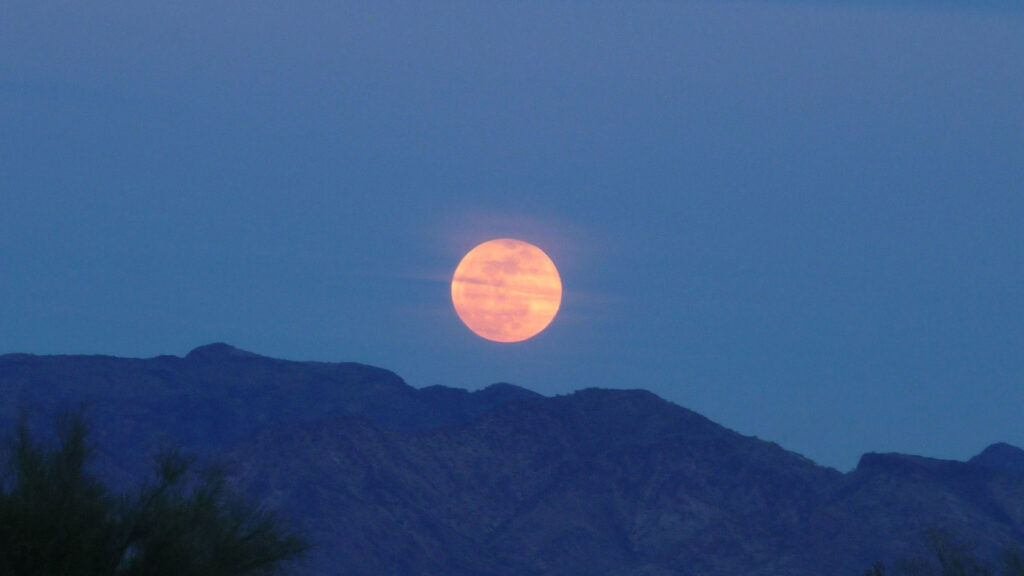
{"left": 1, "top": 344, "right": 1022, "bottom": 575}
{"left": 971, "top": 443, "right": 1024, "bottom": 478}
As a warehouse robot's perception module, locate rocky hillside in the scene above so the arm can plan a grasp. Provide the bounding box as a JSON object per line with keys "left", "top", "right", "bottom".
{"left": 1, "top": 344, "right": 1022, "bottom": 575}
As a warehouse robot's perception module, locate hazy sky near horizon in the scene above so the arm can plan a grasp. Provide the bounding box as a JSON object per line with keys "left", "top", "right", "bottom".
{"left": 2, "top": 1, "right": 1022, "bottom": 471}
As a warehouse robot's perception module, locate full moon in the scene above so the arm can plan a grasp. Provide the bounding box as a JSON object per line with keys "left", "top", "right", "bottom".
{"left": 451, "top": 239, "right": 563, "bottom": 343}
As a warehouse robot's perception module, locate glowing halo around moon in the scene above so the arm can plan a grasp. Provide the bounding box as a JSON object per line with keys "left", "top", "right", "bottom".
{"left": 451, "top": 238, "right": 563, "bottom": 343}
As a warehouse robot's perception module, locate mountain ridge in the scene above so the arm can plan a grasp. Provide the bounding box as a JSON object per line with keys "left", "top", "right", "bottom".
{"left": 1, "top": 343, "right": 1021, "bottom": 575}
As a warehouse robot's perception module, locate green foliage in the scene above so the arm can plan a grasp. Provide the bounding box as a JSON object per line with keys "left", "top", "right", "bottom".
{"left": 0, "top": 413, "right": 307, "bottom": 576}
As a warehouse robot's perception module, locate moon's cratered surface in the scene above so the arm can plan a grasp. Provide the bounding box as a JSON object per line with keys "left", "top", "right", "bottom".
{"left": 451, "top": 239, "right": 562, "bottom": 343}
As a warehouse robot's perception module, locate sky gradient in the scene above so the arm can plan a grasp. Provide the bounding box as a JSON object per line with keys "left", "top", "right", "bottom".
{"left": 2, "top": 1, "right": 1022, "bottom": 470}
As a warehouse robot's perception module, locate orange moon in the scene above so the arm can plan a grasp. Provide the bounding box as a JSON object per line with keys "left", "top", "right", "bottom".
{"left": 451, "top": 239, "right": 562, "bottom": 343}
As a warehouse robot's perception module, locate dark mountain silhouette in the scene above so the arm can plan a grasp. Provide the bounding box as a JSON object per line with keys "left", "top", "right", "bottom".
{"left": 1, "top": 344, "right": 1021, "bottom": 575}
{"left": 0, "top": 343, "right": 536, "bottom": 476}
{"left": 970, "top": 443, "right": 1024, "bottom": 478}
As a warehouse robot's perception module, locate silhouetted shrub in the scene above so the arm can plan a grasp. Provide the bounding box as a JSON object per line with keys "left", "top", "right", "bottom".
{"left": 0, "top": 413, "right": 307, "bottom": 576}
{"left": 864, "top": 529, "right": 1024, "bottom": 576}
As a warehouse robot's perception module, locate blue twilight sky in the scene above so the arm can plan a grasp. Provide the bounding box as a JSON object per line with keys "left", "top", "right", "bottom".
{"left": 1, "top": 1, "right": 1022, "bottom": 470}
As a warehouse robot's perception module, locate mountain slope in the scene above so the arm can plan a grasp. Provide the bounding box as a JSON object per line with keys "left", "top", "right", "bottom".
{"left": 0, "top": 343, "right": 536, "bottom": 472}
{"left": 1, "top": 344, "right": 1021, "bottom": 575}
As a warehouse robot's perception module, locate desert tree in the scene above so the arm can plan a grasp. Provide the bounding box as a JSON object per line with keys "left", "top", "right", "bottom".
{"left": 0, "top": 412, "right": 307, "bottom": 576}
